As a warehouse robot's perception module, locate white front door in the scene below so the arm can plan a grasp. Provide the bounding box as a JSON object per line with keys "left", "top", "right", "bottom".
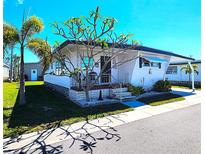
{"left": 31, "top": 69, "right": 38, "bottom": 81}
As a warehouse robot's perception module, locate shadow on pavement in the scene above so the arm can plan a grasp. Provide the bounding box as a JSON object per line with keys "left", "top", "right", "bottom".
{"left": 4, "top": 116, "right": 123, "bottom": 154}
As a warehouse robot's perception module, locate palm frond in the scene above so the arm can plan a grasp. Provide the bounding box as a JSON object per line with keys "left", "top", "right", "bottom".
{"left": 27, "top": 38, "right": 52, "bottom": 73}
{"left": 180, "top": 64, "right": 198, "bottom": 75}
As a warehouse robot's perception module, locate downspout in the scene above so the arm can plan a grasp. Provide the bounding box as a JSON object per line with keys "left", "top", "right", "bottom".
{"left": 163, "top": 56, "right": 171, "bottom": 81}
{"left": 188, "top": 61, "right": 195, "bottom": 92}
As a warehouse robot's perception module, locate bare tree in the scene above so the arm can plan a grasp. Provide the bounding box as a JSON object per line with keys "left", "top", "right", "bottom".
{"left": 52, "top": 7, "right": 140, "bottom": 102}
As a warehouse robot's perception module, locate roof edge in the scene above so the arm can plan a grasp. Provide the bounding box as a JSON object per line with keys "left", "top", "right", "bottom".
{"left": 170, "top": 60, "right": 201, "bottom": 65}
{"left": 54, "top": 40, "right": 195, "bottom": 61}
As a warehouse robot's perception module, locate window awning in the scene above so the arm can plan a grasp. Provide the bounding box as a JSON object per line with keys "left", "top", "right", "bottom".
{"left": 143, "top": 56, "right": 168, "bottom": 63}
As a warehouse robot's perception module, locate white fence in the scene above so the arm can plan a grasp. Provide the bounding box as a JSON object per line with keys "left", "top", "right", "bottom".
{"left": 44, "top": 74, "right": 70, "bottom": 88}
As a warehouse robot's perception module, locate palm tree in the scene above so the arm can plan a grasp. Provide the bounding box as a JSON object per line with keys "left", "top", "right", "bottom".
{"left": 19, "top": 15, "right": 44, "bottom": 105}
{"left": 4, "top": 14, "right": 44, "bottom": 105}
{"left": 180, "top": 64, "right": 199, "bottom": 82}
{"left": 27, "top": 38, "right": 52, "bottom": 73}
{"left": 3, "top": 23, "right": 19, "bottom": 82}
{"left": 13, "top": 54, "right": 21, "bottom": 81}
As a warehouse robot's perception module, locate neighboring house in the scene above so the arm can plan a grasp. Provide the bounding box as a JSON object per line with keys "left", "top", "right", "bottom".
{"left": 44, "top": 41, "right": 194, "bottom": 107}
{"left": 3, "top": 63, "right": 10, "bottom": 81}
{"left": 165, "top": 60, "right": 201, "bottom": 82}
{"left": 24, "top": 62, "right": 43, "bottom": 81}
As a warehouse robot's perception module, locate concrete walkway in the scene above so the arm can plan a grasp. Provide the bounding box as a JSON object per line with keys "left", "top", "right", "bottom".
{"left": 3, "top": 88, "right": 201, "bottom": 153}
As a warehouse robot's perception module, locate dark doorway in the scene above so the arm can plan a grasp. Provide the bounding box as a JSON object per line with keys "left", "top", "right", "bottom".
{"left": 100, "top": 56, "right": 111, "bottom": 83}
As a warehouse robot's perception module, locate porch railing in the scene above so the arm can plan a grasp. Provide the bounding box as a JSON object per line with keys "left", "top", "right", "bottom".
{"left": 70, "top": 72, "right": 122, "bottom": 88}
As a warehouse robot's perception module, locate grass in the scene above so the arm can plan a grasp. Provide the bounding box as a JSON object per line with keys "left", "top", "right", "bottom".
{"left": 3, "top": 81, "right": 133, "bottom": 138}
{"left": 137, "top": 93, "right": 185, "bottom": 106}
{"left": 172, "top": 85, "right": 201, "bottom": 90}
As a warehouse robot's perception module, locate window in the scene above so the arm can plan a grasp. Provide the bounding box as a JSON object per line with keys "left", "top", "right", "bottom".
{"left": 55, "top": 61, "right": 62, "bottom": 75}
{"left": 151, "top": 62, "right": 160, "bottom": 67}
{"left": 81, "top": 57, "right": 94, "bottom": 69}
{"left": 141, "top": 58, "right": 161, "bottom": 68}
{"left": 142, "top": 59, "right": 150, "bottom": 67}
{"left": 55, "top": 61, "right": 61, "bottom": 69}
{"left": 166, "top": 66, "right": 177, "bottom": 74}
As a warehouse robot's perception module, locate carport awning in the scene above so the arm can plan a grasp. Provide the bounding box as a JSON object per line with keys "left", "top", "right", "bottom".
{"left": 143, "top": 56, "right": 168, "bottom": 63}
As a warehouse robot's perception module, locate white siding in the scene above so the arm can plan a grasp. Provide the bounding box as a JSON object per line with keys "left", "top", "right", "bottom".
{"left": 118, "top": 53, "right": 137, "bottom": 83}
{"left": 165, "top": 63, "right": 201, "bottom": 82}
{"left": 119, "top": 52, "right": 170, "bottom": 90}
{"left": 44, "top": 74, "right": 71, "bottom": 88}
{"left": 130, "top": 60, "right": 168, "bottom": 90}
{"left": 45, "top": 48, "right": 172, "bottom": 90}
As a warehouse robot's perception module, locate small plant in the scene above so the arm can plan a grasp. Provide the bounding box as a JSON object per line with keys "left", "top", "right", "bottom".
{"left": 128, "top": 84, "right": 144, "bottom": 96}
{"left": 153, "top": 80, "right": 171, "bottom": 92}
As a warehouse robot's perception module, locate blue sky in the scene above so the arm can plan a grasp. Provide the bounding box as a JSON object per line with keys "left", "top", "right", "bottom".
{"left": 4, "top": 0, "right": 201, "bottom": 62}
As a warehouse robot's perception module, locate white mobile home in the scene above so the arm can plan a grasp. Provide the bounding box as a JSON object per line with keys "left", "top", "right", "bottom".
{"left": 165, "top": 60, "right": 201, "bottom": 82}
{"left": 44, "top": 40, "right": 194, "bottom": 106}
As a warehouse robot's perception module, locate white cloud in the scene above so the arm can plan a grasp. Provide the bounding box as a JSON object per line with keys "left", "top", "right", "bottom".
{"left": 17, "top": 0, "right": 24, "bottom": 5}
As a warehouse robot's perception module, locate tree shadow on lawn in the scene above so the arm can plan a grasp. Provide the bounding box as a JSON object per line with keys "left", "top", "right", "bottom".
{"left": 9, "top": 84, "right": 130, "bottom": 128}
{"left": 5, "top": 84, "right": 130, "bottom": 153}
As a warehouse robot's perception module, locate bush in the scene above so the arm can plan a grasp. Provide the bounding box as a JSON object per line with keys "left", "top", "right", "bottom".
{"left": 128, "top": 84, "right": 144, "bottom": 95}
{"left": 170, "top": 81, "right": 201, "bottom": 89}
{"left": 153, "top": 80, "right": 171, "bottom": 92}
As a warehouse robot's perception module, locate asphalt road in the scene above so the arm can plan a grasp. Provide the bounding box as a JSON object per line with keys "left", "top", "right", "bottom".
{"left": 29, "top": 104, "right": 200, "bottom": 154}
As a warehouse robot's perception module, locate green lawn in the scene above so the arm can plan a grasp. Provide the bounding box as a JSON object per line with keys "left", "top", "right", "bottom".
{"left": 3, "top": 81, "right": 133, "bottom": 138}
{"left": 137, "top": 93, "right": 185, "bottom": 106}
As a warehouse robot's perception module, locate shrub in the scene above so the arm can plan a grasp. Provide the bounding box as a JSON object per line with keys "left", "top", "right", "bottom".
{"left": 153, "top": 80, "right": 171, "bottom": 92}
{"left": 170, "top": 81, "right": 201, "bottom": 89}
{"left": 128, "top": 84, "right": 144, "bottom": 95}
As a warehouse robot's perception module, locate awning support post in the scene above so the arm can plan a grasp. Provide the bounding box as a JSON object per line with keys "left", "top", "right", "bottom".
{"left": 188, "top": 61, "right": 195, "bottom": 92}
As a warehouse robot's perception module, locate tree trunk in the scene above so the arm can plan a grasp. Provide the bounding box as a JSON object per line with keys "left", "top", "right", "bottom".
{"left": 17, "top": 62, "right": 20, "bottom": 81}
{"left": 19, "top": 45, "right": 26, "bottom": 105}
{"left": 9, "top": 47, "right": 13, "bottom": 82}
{"left": 85, "top": 68, "right": 90, "bottom": 102}
{"left": 78, "top": 73, "right": 82, "bottom": 89}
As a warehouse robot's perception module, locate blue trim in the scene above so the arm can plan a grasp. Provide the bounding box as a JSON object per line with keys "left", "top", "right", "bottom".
{"left": 143, "top": 56, "right": 168, "bottom": 63}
